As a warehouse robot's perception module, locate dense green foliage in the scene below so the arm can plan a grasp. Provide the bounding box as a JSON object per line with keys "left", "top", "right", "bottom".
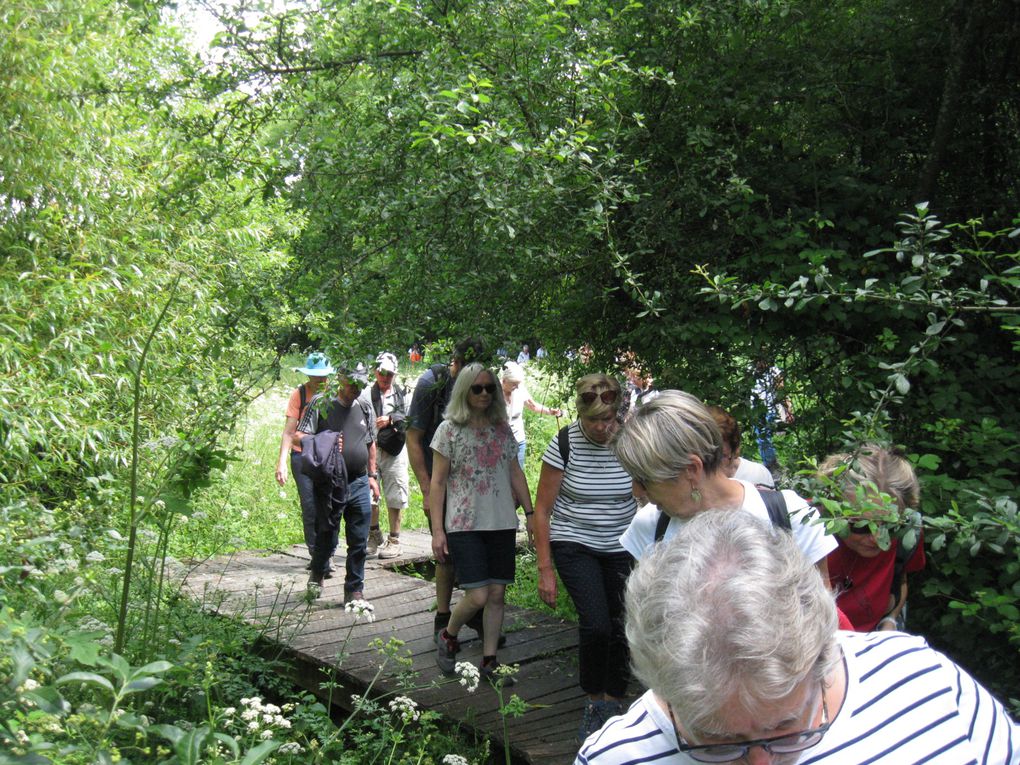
{"left": 2, "top": 0, "right": 1019, "bottom": 758}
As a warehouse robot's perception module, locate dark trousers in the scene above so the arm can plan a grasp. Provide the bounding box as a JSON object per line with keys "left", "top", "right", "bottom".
{"left": 310, "top": 474, "right": 371, "bottom": 595}
{"left": 290, "top": 451, "right": 319, "bottom": 555}
{"left": 552, "top": 541, "right": 633, "bottom": 698}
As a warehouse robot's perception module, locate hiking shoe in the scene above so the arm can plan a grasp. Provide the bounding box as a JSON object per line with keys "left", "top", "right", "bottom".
{"left": 306, "top": 572, "right": 324, "bottom": 600}
{"left": 480, "top": 659, "right": 516, "bottom": 688}
{"left": 465, "top": 610, "right": 508, "bottom": 648}
{"left": 577, "top": 699, "right": 623, "bottom": 743}
{"left": 343, "top": 590, "right": 364, "bottom": 605}
{"left": 377, "top": 537, "right": 402, "bottom": 559}
{"left": 436, "top": 629, "right": 459, "bottom": 674}
{"left": 367, "top": 527, "right": 384, "bottom": 556}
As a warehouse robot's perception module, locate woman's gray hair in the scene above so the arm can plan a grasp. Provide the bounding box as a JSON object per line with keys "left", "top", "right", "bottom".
{"left": 626, "top": 511, "right": 839, "bottom": 736}
{"left": 501, "top": 360, "right": 526, "bottom": 384}
{"left": 610, "top": 390, "right": 723, "bottom": 484}
{"left": 818, "top": 444, "right": 920, "bottom": 511}
{"left": 574, "top": 374, "right": 622, "bottom": 419}
{"left": 443, "top": 362, "right": 509, "bottom": 426}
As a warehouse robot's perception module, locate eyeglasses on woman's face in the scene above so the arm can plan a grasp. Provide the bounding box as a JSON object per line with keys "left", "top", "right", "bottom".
{"left": 579, "top": 388, "right": 618, "bottom": 405}
{"left": 470, "top": 383, "right": 497, "bottom": 395}
{"left": 668, "top": 684, "right": 830, "bottom": 763}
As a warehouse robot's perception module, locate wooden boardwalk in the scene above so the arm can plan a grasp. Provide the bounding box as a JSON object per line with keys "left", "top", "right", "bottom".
{"left": 180, "top": 530, "right": 588, "bottom": 764}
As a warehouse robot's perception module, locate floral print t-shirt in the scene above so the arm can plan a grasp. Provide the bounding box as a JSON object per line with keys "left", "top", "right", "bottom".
{"left": 430, "top": 420, "right": 519, "bottom": 533}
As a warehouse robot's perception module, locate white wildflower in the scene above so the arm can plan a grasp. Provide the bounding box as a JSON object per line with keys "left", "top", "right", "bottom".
{"left": 16, "top": 730, "right": 29, "bottom": 745}
{"left": 260, "top": 729, "right": 273, "bottom": 740}
{"left": 443, "top": 755, "right": 470, "bottom": 765}
{"left": 223, "top": 707, "right": 236, "bottom": 717}
{"left": 455, "top": 661, "right": 480, "bottom": 693}
{"left": 192, "top": 511, "right": 207, "bottom": 521}
{"left": 247, "top": 720, "right": 260, "bottom": 732}
{"left": 85, "top": 551, "right": 105, "bottom": 563}
{"left": 53, "top": 590, "right": 70, "bottom": 605}
{"left": 17, "top": 678, "right": 40, "bottom": 693}
{"left": 241, "top": 708, "right": 259, "bottom": 721}
{"left": 389, "top": 695, "right": 420, "bottom": 723}
{"left": 279, "top": 490, "right": 287, "bottom": 499}
{"left": 241, "top": 510, "right": 249, "bottom": 519}
{"left": 278, "top": 742, "right": 304, "bottom": 755}
{"left": 177, "top": 514, "right": 188, "bottom": 524}
{"left": 343, "top": 599, "right": 375, "bottom": 622}
{"left": 59, "top": 542, "right": 75, "bottom": 555}
{"left": 275, "top": 718, "right": 291, "bottom": 729}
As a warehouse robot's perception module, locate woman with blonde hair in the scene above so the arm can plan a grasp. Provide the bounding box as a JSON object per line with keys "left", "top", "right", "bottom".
{"left": 820, "top": 445, "right": 925, "bottom": 632}
{"left": 430, "top": 363, "right": 533, "bottom": 684}
{"left": 532, "top": 374, "right": 639, "bottom": 741}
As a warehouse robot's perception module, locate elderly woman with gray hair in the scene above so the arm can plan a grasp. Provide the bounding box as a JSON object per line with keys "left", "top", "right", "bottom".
{"left": 612, "top": 390, "right": 834, "bottom": 574}
{"left": 500, "top": 360, "right": 562, "bottom": 469}
{"left": 532, "top": 374, "right": 638, "bottom": 741}
{"left": 576, "top": 511, "right": 1020, "bottom": 763}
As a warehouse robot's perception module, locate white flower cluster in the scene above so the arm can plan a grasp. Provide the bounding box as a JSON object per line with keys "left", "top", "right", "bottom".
{"left": 442, "top": 755, "right": 471, "bottom": 765}
{"left": 343, "top": 599, "right": 376, "bottom": 622}
{"left": 236, "top": 697, "right": 292, "bottom": 736}
{"left": 388, "top": 695, "right": 420, "bottom": 724}
{"left": 455, "top": 662, "right": 479, "bottom": 693}
{"left": 85, "top": 551, "right": 105, "bottom": 563}
{"left": 17, "top": 678, "right": 40, "bottom": 694}
{"left": 278, "top": 742, "right": 304, "bottom": 755}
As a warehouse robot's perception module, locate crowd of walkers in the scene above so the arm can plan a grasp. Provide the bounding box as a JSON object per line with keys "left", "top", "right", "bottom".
{"left": 275, "top": 341, "right": 1019, "bottom": 763}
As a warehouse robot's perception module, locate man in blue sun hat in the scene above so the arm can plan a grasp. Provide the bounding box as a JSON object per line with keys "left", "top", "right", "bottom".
{"left": 296, "top": 363, "right": 379, "bottom": 602}
{"left": 276, "top": 352, "right": 334, "bottom": 570}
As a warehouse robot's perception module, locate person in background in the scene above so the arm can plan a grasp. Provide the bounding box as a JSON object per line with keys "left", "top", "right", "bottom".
{"left": 706, "top": 405, "right": 774, "bottom": 488}
{"left": 532, "top": 374, "right": 638, "bottom": 741}
{"left": 517, "top": 343, "right": 531, "bottom": 365}
{"left": 275, "top": 352, "right": 333, "bottom": 570}
{"left": 751, "top": 359, "right": 794, "bottom": 475}
{"left": 820, "top": 445, "right": 926, "bottom": 632}
{"left": 612, "top": 391, "right": 835, "bottom": 573}
{"left": 576, "top": 510, "right": 1019, "bottom": 764}
{"left": 535, "top": 345, "right": 547, "bottom": 360}
{"left": 406, "top": 337, "right": 491, "bottom": 641}
{"left": 296, "top": 365, "right": 378, "bottom": 602}
{"left": 431, "top": 363, "right": 533, "bottom": 685}
{"left": 362, "top": 352, "right": 409, "bottom": 559}
{"left": 500, "top": 360, "right": 562, "bottom": 469}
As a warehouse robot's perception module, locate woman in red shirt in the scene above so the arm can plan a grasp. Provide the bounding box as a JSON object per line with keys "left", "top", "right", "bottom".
{"left": 821, "top": 445, "right": 925, "bottom": 632}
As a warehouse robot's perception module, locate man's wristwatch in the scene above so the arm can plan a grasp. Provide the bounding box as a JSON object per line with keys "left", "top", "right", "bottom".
{"left": 369, "top": 471, "right": 379, "bottom": 479}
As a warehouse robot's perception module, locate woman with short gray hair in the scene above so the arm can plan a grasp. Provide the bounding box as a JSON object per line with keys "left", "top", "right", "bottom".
{"left": 612, "top": 390, "right": 834, "bottom": 574}
{"left": 576, "top": 511, "right": 1020, "bottom": 763}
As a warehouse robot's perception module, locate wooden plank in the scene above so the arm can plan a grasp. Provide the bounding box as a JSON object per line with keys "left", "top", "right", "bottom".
{"left": 178, "top": 532, "right": 593, "bottom": 765}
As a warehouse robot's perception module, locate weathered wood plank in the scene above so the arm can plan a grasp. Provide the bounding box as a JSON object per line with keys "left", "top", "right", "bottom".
{"left": 179, "top": 531, "right": 602, "bottom": 765}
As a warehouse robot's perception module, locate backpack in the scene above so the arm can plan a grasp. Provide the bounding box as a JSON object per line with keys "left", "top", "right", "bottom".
{"left": 371, "top": 382, "right": 407, "bottom": 456}
{"left": 557, "top": 424, "right": 571, "bottom": 468}
{"left": 653, "top": 488, "right": 792, "bottom": 542}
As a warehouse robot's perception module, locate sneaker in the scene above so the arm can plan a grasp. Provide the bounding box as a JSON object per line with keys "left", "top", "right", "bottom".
{"left": 577, "top": 700, "right": 623, "bottom": 743}
{"left": 435, "top": 629, "right": 459, "bottom": 674}
{"left": 480, "top": 659, "right": 516, "bottom": 688}
{"left": 464, "top": 610, "right": 508, "bottom": 648}
{"left": 367, "top": 527, "right": 384, "bottom": 556}
{"left": 377, "top": 537, "right": 402, "bottom": 559}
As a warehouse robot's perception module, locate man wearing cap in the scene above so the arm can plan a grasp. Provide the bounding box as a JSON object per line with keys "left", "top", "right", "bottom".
{"left": 276, "top": 353, "right": 334, "bottom": 568}
{"left": 296, "top": 365, "right": 379, "bottom": 602}
{"left": 361, "top": 352, "right": 409, "bottom": 559}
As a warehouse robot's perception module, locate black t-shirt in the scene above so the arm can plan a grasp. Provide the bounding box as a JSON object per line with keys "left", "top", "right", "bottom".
{"left": 298, "top": 395, "right": 375, "bottom": 476}
{"left": 407, "top": 365, "right": 452, "bottom": 475}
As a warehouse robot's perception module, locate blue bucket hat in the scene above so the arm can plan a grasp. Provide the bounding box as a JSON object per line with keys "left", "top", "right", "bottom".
{"left": 295, "top": 353, "right": 334, "bottom": 377}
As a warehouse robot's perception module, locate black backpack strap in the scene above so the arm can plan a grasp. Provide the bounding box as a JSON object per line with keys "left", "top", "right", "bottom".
{"left": 758, "top": 487, "right": 792, "bottom": 531}
{"left": 298, "top": 383, "right": 307, "bottom": 415}
{"left": 370, "top": 383, "right": 383, "bottom": 417}
{"left": 557, "top": 425, "right": 571, "bottom": 470}
{"left": 654, "top": 511, "right": 671, "bottom": 542}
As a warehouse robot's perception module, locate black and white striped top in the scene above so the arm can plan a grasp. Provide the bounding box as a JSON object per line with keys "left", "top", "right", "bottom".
{"left": 576, "top": 631, "right": 1020, "bottom": 764}
{"left": 542, "top": 422, "right": 638, "bottom": 553}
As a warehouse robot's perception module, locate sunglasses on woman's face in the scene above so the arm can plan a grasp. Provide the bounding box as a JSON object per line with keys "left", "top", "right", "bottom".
{"left": 580, "top": 389, "right": 618, "bottom": 405}
{"left": 470, "top": 383, "right": 497, "bottom": 395}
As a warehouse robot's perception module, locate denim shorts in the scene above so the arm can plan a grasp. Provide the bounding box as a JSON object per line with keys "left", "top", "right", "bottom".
{"left": 446, "top": 529, "right": 517, "bottom": 589}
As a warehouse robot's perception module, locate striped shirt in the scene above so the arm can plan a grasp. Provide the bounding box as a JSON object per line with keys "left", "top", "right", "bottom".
{"left": 542, "top": 422, "right": 637, "bottom": 553}
{"left": 576, "top": 631, "right": 1020, "bottom": 764}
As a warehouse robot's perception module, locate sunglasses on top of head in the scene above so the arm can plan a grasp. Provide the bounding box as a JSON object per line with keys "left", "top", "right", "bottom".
{"left": 580, "top": 389, "right": 618, "bottom": 405}
{"left": 470, "top": 383, "right": 497, "bottom": 395}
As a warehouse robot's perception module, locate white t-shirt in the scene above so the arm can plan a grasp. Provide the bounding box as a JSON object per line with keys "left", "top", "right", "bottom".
{"left": 619, "top": 480, "right": 835, "bottom": 564}
{"left": 506, "top": 385, "right": 528, "bottom": 444}
{"left": 734, "top": 457, "right": 774, "bottom": 488}
{"left": 576, "top": 631, "right": 1020, "bottom": 764}
{"left": 541, "top": 422, "right": 637, "bottom": 553}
